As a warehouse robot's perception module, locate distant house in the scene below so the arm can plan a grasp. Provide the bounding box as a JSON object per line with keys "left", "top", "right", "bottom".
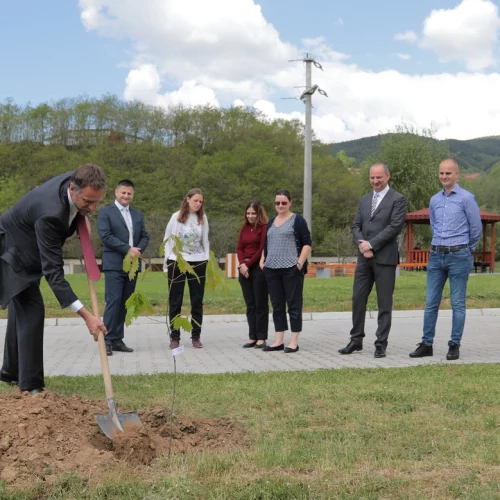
{"left": 465, "top": 173, "right": 480, "bottom": 181}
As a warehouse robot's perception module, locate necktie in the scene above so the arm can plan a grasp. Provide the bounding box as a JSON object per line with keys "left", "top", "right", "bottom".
{"left": 122, "top": 208, "right": 134, "bottom": 247}
{"left": 77, "top": 215, "right": 100, "bottom": 281}
{"left": 371, "top": 193, "right": 379, "bottom": 217}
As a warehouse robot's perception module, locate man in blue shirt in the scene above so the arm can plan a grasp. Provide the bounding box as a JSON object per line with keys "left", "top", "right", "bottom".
{"left": 410, "top": 159, "right": 481, "bottom": 361}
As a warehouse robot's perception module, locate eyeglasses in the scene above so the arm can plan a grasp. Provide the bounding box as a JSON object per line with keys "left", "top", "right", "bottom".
{"left": 275, "top": 201, "right": 289, "bottom": 206}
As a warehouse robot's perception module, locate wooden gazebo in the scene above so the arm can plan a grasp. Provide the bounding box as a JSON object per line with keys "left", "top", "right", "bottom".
{"left": 405, "top": 208, "right": 500, "bottom": 272}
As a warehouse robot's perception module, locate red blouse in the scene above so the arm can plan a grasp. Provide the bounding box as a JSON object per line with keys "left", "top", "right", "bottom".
{"left": 237, "top": 224, "right": 267, "bottom": 268}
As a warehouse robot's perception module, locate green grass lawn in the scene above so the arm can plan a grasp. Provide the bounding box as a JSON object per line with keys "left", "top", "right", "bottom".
{"left": 2, "top": 364, "right": 500, "bottom": 498}
{"left": 3, "top": 272, "right": 500, "bottom": 498}
{"left": 2, "top": 271, "right": 499, "bottom": 319}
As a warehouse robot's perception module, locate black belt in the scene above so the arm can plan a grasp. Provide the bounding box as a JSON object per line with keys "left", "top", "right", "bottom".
{"left": 431, "top": 244, "right": 468, "bottom": 253}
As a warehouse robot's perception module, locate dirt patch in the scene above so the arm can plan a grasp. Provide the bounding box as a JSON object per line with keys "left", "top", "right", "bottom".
{"left": 0, "top": 389, "right": 248, "bottom": 488}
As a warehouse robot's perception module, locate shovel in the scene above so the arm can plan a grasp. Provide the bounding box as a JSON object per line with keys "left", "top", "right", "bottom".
{"left": 77, "top": 215, "right": 142, "bottom": 439}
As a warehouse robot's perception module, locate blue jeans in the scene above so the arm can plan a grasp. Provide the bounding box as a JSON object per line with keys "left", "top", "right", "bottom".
{"left": 422, "top": 248, "right": 472, "bottom": 346}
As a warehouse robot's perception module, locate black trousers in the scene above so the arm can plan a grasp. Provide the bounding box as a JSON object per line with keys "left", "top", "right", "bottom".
{"left": 350, "top": 260, "right": 396, "bottom": 347}
{"left": 1, "top": 281, "right": 45, "bottom": 392}
{"left": 167, "top": 259, "right": 207, "bottom": 339}
{"left": 238, "top": 264, "right": 269, "bottom": 341}
{"left": 264, "top": 266, "right": 304, "bottom": 333}
{"left": 103, "top": 270, "right": 138, "bottom": 345}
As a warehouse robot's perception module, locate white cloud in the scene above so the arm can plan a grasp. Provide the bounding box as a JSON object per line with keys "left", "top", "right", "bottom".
{"left": 420, "top": 0, "right": 500, "bottom": 71}
{"left": 333, "top": 17, "right": 344, "bottom": 26}
{"left": 79, "top": 0, "right": 500, "bottom": 144}
{"left": 393, "top": 31, "right": 418, "bottom": 44}
{"left": 395, "top": 53, "right": 411, "bottom": 60}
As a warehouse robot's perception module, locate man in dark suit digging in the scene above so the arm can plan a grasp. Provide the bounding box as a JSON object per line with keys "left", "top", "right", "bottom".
{"left": 339, "top": 163, "right": 407, "bottom": 358}
{"left": 0, "top": 164, "right": 107, "bottom": 394}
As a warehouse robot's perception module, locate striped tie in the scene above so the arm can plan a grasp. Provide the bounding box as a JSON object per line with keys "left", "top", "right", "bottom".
{"left": 371, "top": 193, "right": 379, "bottom": 217}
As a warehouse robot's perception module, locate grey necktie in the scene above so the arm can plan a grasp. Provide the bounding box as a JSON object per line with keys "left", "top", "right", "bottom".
{"left": 121, "top": 208, "right": 134, "bottom": 247}
{"left": 371, "top": 193, "right": 379, "bottom": 217}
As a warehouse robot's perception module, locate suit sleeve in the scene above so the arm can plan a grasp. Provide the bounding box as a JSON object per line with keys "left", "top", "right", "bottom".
{"left": 136, "top": 213, "right": 150, "bottom": 253}
{"left": 369, "top": 195, "right": 407, "bottom": 252}
{"left": 97, "top": 208, "right": 130, "bottom": 255}
{"left": 34, "top": 216, "right": 78, "bottom": 309}
{"left": 351, "top": 202, "right": 364, "bottom": 244}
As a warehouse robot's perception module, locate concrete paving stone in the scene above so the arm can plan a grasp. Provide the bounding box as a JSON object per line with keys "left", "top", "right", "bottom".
{"left": 1, "top": 309, "right": 499, "bottom": 377}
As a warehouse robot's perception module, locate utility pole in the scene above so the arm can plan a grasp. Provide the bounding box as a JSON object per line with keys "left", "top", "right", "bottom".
{"left": 287, "top": 54, "right": 328, "bottom": 236}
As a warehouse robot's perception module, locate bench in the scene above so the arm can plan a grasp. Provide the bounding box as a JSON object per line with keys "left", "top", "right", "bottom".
{"left": 474, "top": 261, "right": 491, "bottom": 273}
{"left": 307, "top": 263, "right": 357, "bottom": 278}
{"left": 398, "top": 262, "right": 427, "bottom": 271}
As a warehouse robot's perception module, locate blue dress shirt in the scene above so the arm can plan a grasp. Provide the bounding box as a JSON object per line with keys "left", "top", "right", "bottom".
{"left": 429, "top": 184, "right": 481, "bottom": 250}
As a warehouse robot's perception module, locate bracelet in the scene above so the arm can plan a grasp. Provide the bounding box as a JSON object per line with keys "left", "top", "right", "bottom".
{"left": 297, "top": 261, "right": 303, "bottom": 268}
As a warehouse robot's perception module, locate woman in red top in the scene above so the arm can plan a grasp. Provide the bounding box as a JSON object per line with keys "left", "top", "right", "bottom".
{"left": 237, "top": 200, "right": 269, "bottom": 348}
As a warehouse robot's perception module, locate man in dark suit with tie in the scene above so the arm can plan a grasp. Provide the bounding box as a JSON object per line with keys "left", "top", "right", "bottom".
{"left": 97, "top": 180, "right": 149, "bottom": 356}
{"left": 0, "top": 164, "right": 107, "bottom": 394}
{"left": 339, "top": 163, "right": 407, "bottom": 358}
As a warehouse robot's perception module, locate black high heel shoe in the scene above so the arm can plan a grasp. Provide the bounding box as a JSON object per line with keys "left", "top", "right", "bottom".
{"left": 284, "top": 346, "right": 299, "bottom": 353}
{"left": 262, "top": 344, "right": 284, "bottom": 352}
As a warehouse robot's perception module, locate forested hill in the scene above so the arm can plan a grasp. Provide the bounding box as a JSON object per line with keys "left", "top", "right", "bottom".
{"left": 0, "top": 96, "right": 361, "bottom": 258}
{"left": 328, "top": 134, "right": 500, "bottom": 172}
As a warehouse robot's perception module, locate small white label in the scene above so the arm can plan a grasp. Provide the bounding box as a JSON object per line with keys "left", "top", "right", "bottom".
{"left": 172, "top": 345, "right": 185, "bottom": 356}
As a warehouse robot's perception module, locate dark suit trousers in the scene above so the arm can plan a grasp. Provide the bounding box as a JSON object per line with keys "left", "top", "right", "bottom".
{"left": 350, "top": 259, "right": 396, "bottom": 347}
{"left": 103, "top": 270, "right": 138, "bottom": 345}
{"left": 1, "top": 282, "right": 45, "bottom": 391}
{"left": 167, "top": 260, "right": 207, "bottom": 339}
{"left": 238, "top": 264, "right": 269, "bottom": 341}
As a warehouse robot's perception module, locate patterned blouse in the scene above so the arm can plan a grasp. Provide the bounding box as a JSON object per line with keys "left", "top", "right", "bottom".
{"left": 264, "top": 214, "right": 298, "bottom": 269}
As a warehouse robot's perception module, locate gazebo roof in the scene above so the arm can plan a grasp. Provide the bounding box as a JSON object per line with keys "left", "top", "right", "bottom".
{"left": 406, "top": 208, "right": 500, "bottom": 224}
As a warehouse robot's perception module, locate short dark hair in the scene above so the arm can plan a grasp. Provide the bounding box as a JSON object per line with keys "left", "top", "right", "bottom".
{"left": 116, "top": 179, "right": 135, "bottom": 189}
{"left": 70, "top": 164, "right": 106, "bottom": 192}
{"left": 275, "top": 189, "right": 292, "bottom": 201}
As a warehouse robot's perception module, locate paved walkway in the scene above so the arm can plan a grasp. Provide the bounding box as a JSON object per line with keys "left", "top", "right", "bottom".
{"left": 1, "top": 309, "right": 499, "bottom": 377}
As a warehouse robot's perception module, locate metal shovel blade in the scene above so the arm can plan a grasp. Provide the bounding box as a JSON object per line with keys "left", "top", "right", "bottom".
{"left": 95, "top": 397, "right": 143, "bottom": 439}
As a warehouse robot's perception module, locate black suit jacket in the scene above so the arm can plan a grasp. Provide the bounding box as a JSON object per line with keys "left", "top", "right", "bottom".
{"left": 351, "top": 188, "right": 407, "bottom": 266}
{"left": 0, "top": 172, "right": 79, "bottom": 309}
{"left": 97, "top": 203, "right": 149, "bottom": 272}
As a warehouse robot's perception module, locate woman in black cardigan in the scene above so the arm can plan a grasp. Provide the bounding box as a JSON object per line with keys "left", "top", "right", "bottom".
{"left": 260, "top": 189, "right": 312, "bottom": 353}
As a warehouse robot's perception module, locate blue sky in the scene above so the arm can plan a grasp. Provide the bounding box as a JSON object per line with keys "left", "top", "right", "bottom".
{"left": 1, "top": 0, "right": 499, "bottom": 142}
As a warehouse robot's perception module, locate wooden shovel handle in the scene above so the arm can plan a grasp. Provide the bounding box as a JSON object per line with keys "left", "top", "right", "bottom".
{"left": 87, "top": 277, "right": 114, "bottom": 400}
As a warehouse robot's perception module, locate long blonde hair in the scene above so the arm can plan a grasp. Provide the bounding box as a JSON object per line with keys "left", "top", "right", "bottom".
{"left": 177, "top": 188, "right": 205, "bottom": 224}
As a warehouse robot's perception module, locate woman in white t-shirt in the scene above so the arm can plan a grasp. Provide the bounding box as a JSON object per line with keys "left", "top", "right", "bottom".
{"left": 163, "top": 188, "right": 210, "bottom": 349}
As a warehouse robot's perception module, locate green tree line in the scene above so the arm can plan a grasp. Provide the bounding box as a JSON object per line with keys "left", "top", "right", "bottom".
{"left": 4, "top": 96, "right": 497, "bottom": 261}
{"left": 0, "top": 96, "right": 361, "bottom": 258}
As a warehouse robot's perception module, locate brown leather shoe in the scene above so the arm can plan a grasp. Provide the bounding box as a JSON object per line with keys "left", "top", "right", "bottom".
{"left": 192, "top": 338, "right": 203, "bottom": 348}
{"left": 169, "top": 339, "right": 180, "bottom": 349}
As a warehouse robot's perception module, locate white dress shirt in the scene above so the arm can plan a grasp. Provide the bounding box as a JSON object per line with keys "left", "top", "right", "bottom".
{"left": 66, "top": 188, "right": 84, "bottom": 313}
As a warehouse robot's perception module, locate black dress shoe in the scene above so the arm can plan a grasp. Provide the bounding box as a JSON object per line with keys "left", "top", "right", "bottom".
{"left": 374, "top": 345, "right": 386, "bottom": 358}
{"left": 243, "top": 341, "right": 257, "bottom": 348}
{"left": 446, "top": 343, "right": 460, "bottom": 361}
{"left": 284, "top": 346, "right": 299, "bottom": 353}
{"left": 106, "top": 344, "right": 113, "bottom": 356}
{"left": 254, "top": 342, "right": 266, "bottom": 349}
{"left": 409, "top": 343, "right": 433, "bottom": 358}
{"left": 262, "top": 344, "right": 284, "bottom": 352}
{"left": 29, "top": 388, "right": 44, "bottom": 396}
{"left": 338, "top": 340, "right": 363, "bottom": 355}
{"left": 112, "top": 341, "right": 133, "bottom": 352}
